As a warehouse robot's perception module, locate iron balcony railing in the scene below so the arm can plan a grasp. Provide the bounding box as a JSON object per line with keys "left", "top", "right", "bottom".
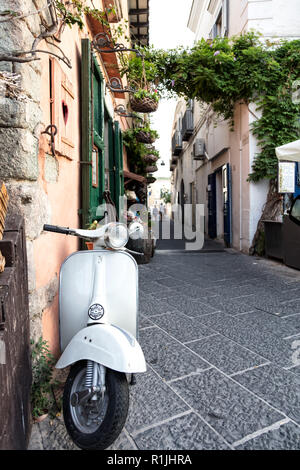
{"left": 172, "top": 130, "right": 183, "bottom": 156}
{"left": 182, "top": 109, "right": 194, "bottom": 141}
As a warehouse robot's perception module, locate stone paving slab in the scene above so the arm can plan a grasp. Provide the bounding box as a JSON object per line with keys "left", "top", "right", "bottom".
{"left": 187, "top": 334, "right": 269, "bottom": 375}
{"left": 133, "top": 412, "right": 231, "bottom": 450}
{"left": 169, "top": 368, "right": 284, "bottom": 445}
{"left": 235, "top": 311, "right": 300, "bottom": 338}
{"left": 150, "top": 312, "right": 216, "bottom": 343}
{"left": 125, "top": 369, "right": 190, "bottom": 434}
{"left": 139, "top": 296, "right": 180, "bottom": 317}
{"left": 235, "top": 421, "right": 300, "bottom": 450}
{"left": 28, "top": 249, "right": 300, "bottom": 450}
{"left": 198, "top": 312, "right": 296, "bottom": 367}
{"left": 233, "top": 364, "right": 300, "bottom": 424}
{"left": 141, "top": 335, "right": 211, "bottom": 381}
{"left": 165, "top": 294, "right": 220, "bottom": 317}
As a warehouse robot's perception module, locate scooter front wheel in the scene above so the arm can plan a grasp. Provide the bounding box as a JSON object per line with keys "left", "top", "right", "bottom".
{"left": 63, "top": 361, "right": 129, "bottom": 450}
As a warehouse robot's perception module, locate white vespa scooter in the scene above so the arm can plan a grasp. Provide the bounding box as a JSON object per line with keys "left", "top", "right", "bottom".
{"left": 43, "top": 221, "right": 146, "bottom": 450}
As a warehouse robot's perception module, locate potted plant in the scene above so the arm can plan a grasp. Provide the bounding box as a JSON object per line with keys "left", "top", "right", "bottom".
{"left": 31, "top": 338, "right": 60, "bottom": 421}
{"left": 146, "top": 164, "right": 158, "bottom": 173}
{"left": 86, "top": 220, "right": 98, "bottom": 250}
{"left": 123, "top": 129, "right": 149, "bottom": 177}
{"left": 146, "top": 176, "right": 156, "bottom": 184}
{"left": 142, "top": 149, "right": 160, "bottom": 164}
{"left": 121, "top": 54, "right": 160, "bottom": 114}
{"left": 135, "top": 124, "right": 159, "bottom": 144}
{"left": 130, "top": 89, "right": 159, "bottom": 113}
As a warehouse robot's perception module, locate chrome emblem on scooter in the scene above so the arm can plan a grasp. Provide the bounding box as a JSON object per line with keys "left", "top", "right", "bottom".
{"left": 88, "top": 304, "right": 104, "bottom": 320}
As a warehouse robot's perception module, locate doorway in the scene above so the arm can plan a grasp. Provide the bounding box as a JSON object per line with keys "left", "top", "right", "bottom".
{"left": 215, "top": 169, "right": 224, "bottom": 239}
{"left": 208, "top": 164, "right": 232, "bottom": 247}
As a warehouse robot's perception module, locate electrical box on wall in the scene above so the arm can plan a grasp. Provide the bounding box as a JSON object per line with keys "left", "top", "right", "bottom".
{"left": 193, "top": 139, "right": 206, "bottom": 160}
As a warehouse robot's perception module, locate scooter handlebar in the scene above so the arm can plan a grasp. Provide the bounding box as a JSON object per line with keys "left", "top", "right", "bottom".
{"left": 43, "top": 224, "right": 72, "bottom": 235}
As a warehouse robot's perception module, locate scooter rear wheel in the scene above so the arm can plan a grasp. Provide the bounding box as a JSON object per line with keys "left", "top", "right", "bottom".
{"left": 63, "top": 361, "right": 129, "bottom": 450}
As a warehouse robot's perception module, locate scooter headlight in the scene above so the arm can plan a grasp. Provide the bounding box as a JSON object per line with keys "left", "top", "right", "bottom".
{"left": 104, "top": 223, "right": 129, "bottom": 249}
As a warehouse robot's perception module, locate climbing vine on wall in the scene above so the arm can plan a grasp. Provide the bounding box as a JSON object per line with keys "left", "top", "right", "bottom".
{"left": 125, "top": 32, "right": 300, "bottom": 183}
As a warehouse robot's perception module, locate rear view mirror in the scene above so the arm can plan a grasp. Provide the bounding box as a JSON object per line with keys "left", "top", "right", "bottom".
{"left": 289, "top": 196, "right": 300, "bottom": 226}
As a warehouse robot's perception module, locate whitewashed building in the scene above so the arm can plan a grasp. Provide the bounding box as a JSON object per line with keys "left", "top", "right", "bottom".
{"left": 170, "top": 0, "right": 300, "bottom": 251}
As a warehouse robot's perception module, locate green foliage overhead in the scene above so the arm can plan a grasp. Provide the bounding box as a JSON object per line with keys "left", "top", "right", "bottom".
{"left": 126, "top": 33, "right": 300, "bottom": 182}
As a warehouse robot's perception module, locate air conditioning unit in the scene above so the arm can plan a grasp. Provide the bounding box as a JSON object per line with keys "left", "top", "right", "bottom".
{"left": 193, "top": 139, "right": 206, "bottom": 160}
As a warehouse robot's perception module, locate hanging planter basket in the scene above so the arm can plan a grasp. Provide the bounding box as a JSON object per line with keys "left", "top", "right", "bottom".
{"left": 136, "top": 131, "right": 156, "bottom": 144}
{"left": 146, "top": 176, "right": 156, "bottom": 184}
{"left": 143, "top": 154, "right": 159, "bottom": 164}
{"left": 130, "top": 96, "right": 159, "bottom": 113}
{"left": 146, "top": 164, "right": 158, "bottom": 173}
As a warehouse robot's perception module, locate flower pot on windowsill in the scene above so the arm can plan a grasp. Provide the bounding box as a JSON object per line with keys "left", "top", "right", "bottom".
{"left": 86, "top": 242, "right": 94, "bottom": 250}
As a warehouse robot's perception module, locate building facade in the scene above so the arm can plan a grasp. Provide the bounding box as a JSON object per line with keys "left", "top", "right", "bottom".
{"left": 170, "top": 0, "right": 300, "bottom": 251}
{"left": 0, "top": 0, "right": 149, "bottom": 355}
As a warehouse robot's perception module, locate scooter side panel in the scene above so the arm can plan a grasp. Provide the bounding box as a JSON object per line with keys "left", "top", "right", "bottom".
{"left": 59, "top": 250, "right": 138, "bottom": 351}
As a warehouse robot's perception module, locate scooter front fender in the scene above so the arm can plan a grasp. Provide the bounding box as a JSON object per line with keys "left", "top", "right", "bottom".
{"left": 55, "top": 324, "right": 146, "bottom": 373}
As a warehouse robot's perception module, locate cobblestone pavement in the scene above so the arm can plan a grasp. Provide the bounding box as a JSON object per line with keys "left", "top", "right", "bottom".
{"left": 29, "top": 248, "right": 300, "bottom": 450}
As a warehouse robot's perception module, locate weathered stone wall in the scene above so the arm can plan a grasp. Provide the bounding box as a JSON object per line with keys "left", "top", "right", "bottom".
{"left": 0, "top": 1, "right": 53, "bottom": 341}
{"left": 0, "top": 215, "right": 31, "bottom": 449}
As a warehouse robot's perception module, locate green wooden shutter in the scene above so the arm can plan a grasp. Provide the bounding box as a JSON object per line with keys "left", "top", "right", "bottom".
{"left": 80, "top": 39, "right": 105, "bottom": 228}
{"left": 81, "top": 38, "right": 92, "bottom": 231}
{"left": 108, "top": 118, "right": 116, "bottom": 204}
{"left": 114, "top": 121, "right": 124, "bottom": 216}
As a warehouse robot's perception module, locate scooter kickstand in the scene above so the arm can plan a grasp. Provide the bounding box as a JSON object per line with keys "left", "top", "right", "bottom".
{"left": 130, "top": 374, "right": 136, "bottom": 385}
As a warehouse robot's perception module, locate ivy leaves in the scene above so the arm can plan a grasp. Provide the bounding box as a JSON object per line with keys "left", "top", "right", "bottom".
{"left": 139, "top": 32, "right": 300, "bottom": 182}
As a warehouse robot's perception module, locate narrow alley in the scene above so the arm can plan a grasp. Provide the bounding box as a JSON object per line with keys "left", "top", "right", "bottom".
{"left": 29, "top": 240, "right": 300, "bottom": 450}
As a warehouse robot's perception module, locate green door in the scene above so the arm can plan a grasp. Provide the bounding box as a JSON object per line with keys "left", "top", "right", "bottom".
{"left": 81, "top": 39, "right": 124, "bottom": 227}
{"left": 107, "top": 118, "right": 124, "bottom": 218}
{"left": 81, "top": 39, "right": 105, "bottom": 229}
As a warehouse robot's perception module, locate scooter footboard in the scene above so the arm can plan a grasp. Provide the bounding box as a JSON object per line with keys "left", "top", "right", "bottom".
{"left": 55, "top": 324, "right": 146, "bottom": 373}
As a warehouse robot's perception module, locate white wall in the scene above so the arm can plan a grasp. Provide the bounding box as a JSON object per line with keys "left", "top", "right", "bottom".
{"left": 246, "top": 0, "right": 300, "bottom": 37}
{"left": 175, "top": 0, "right": 300, "bottom": 250}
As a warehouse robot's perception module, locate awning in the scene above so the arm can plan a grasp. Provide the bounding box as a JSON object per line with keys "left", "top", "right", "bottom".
{"left": 276, "top": 140, "right": 300, "bottom": 162}
{"left": 123, "top": 170, "right": 146, "bottom": 184}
